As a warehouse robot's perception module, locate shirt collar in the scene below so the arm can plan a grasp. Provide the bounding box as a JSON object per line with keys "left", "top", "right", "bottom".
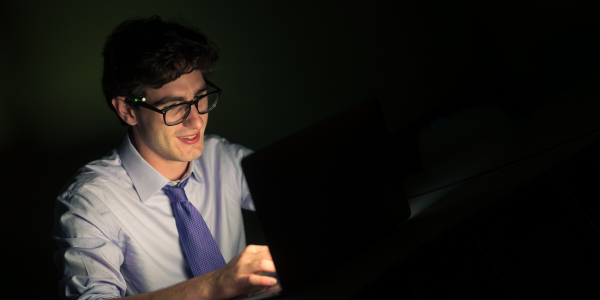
{"left": 118, "top": 133, "right": 203, "bottom": 203}
{"left": 190, "top": 157, "right": 203, "bottom": 184}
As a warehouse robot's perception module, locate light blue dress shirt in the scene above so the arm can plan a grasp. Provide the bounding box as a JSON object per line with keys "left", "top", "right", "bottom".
{"left": 53, "top": 134, "right": 255, "bottom": 299}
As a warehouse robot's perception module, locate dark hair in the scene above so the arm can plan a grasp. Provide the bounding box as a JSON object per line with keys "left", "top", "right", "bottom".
{"left": 102, "top": 15, "right": 219, "bottom": 125}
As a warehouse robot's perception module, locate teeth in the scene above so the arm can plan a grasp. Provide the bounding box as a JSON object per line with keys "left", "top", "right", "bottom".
{"left": 182, "top": 135, "right": 196, "bottom": 140}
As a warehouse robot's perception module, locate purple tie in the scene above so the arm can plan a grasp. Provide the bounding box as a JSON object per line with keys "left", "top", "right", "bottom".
{"left": 163, "top": 177, "right": 226, "bottom": 277}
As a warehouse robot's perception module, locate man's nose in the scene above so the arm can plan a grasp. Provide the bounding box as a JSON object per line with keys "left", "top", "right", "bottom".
{"left": 183, "top": 105, "right": 204, "bottom": 128}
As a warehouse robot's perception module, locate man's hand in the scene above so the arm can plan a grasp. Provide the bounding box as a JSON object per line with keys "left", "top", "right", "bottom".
{"left": 120, "top": 245, "right": 277, "bottom": 300}
{"left": 206, "top": 245, "right": 277, "bottom": 299}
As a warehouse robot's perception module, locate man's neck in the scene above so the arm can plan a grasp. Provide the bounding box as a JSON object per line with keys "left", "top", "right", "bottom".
{"left": 151, "top": 160, "right": 189, "bottom": 181}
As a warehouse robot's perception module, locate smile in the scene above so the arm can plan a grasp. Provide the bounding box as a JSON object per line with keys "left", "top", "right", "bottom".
{"left": 177, "top": 133, "right": 201, "bottom": 145}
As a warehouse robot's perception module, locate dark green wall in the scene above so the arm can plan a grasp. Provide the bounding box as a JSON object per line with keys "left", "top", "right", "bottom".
{"left": 2, "top": 1, "right": 598, "bottom": 152}
{"left": 1, "top": 1, "right": 416, "bottom": 152}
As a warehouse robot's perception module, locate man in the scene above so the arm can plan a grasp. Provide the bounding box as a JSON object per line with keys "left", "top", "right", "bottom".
{"left": 53, "top": 16, "right": 276, "bottom": 300}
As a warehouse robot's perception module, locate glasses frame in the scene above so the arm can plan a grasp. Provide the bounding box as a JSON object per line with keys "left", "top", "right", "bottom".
{"left": 125, "top": 79, "right": 221, "bottom": 126}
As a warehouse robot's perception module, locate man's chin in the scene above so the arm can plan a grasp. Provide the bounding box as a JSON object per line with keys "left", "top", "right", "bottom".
{"left": 178, "top": 145, "right": 204, "bottom": 162}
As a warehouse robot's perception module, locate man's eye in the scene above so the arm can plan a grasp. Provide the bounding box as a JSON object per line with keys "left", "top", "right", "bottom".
{"left": 163, "top": 103, "right": 183, "bottom": 110}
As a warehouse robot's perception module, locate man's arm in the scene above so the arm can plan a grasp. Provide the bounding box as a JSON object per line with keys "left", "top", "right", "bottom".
{"left": 121, "top": 245, "right": 277, "bottom": 300}
{"left": 54, "top": 189, "right": 276, "bottom": 300}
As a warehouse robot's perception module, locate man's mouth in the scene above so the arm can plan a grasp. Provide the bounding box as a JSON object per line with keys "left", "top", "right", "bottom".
{"left": 177, "top": 133, "right": 201, "bottom": 145}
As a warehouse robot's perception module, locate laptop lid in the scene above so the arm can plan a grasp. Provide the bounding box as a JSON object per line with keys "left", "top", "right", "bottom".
{"left": 241, "top": 97, "right": 411, "bottom": 294}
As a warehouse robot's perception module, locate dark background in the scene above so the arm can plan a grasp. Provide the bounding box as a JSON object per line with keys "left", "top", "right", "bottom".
{"left": 0, "top": 0, "right": 599, "bottom": 298}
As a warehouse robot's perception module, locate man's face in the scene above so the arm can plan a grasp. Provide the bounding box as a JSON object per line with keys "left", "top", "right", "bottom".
{"left": 130, "top": 70, "right": 209, "bottom": 165}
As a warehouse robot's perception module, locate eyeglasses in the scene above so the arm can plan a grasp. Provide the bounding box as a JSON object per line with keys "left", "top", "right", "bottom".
{"left": 125, "top": 79, "right": 221, "bottom": 126}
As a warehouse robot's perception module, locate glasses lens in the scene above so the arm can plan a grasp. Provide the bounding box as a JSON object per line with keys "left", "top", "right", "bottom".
{"left": 196, "top": 93, "right": 219, "bottom": 114}
{"left": 162, "top": 92, "right": 218, "bottom": 125}
{"left": 165, "top": 104, "right": 190, "bottom": 125}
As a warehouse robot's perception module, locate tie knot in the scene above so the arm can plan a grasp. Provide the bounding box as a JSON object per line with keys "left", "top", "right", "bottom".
{"left": 163, "top": 177, "right": 190, "bottom": 203}
{"left": 165, "top": 176, "right": 190, "bottom": 188}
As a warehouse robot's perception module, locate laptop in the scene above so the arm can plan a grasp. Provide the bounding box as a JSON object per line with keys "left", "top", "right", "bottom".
{"left": 236, "top": 97, "right": 411, "bottom": 299}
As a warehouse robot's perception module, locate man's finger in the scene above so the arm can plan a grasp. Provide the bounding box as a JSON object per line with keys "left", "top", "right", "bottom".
{"left": 241, "top": 246, "right": 274, "bottom": 264}
{"left": 250, "top": 246, "right": 273, "bottom": 261}
{"left": 259, "top": 247, "right": 273, "bottom": 260}
{"left": 241, "top": 258, "right": 276, "bottom": 274}
{"left": 247, "top": 274, "right": 278, "bottom": 286}
{"left": 257, "top": 259, "right": 276, "bottom": 273}
{"left": 245, "top": 244, "right": 269, "bottom": 254}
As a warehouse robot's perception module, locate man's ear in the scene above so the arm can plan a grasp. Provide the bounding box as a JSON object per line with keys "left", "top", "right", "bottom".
{"left": 112, "top": 96, "right": 138, "bottom": 126}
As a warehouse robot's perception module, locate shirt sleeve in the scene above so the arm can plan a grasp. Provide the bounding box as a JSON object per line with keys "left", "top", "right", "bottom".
{"left": 213, "top": 135, "right": 256, "bottom": 212}
{"left": 241, "top": 171, "right": 255, "bottom": 211}
{"left": 53, "top": 189, "right": 126, "bottom": 300}
{"left": 236, "top": 143, "right": 255, "bottom": 211}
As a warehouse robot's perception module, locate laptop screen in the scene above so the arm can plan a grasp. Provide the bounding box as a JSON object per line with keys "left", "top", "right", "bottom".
{"left": 242, "top": 98, "right": 411, "bottom": 294}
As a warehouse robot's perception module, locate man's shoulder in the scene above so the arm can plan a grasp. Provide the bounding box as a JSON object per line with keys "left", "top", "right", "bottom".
{"left": 60, "top": 148, "right": 131, "bottom": 200}
{"left": 202, "top": 134, "right": 253, "bottom": 159}
{"left": 203, "top": 134, "right": 237, "bottom": 151}
{"left": 193, "top": 135, "right": 253, "bottom": 176}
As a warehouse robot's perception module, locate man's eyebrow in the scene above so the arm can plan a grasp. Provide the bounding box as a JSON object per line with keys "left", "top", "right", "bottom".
{"left": 153, "top": 85, "right": 208, "bottom": 107}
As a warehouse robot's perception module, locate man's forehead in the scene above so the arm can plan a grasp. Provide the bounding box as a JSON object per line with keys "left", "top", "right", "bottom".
{"left": 145, "top": 70, "right": 206, "bottom": 101}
